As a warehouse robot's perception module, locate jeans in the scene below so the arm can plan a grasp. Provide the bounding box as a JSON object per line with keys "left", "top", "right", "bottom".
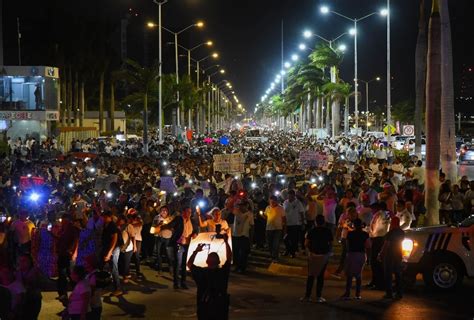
{"left": 132, "top": 240, "right": 142, "bottom": 274}
{"left": 266, "top": 230, "right": 282, "bottom": 261}
{"left": 233, "top": 236, "right": 250, "bottom": 271}
{"left": 171, "top": 244, "right": 188, "bottom": 285}
{"left": 370, "top": 237, "right": 385, "bottom": 289}
{"left": 155, "top": 237, "right": 170, "bottom": 270}
{"left": 384, "top": 259, "right": 403, "bottom": 297}
{"left": 336, "top": 239, "right": 347, "bottom": 274}
{"left": 105, "top": 247, "right": 121, "bottom": 291}
{"left": 304, "top": 262, "right": 327, "bottom": 298}
{"left": 344, "top": 273, "right": 362, "bottom": 297}
{"left": 285, "top": 225, "right": 300, "bottom": 255}
{"left": 57, "top": 255, "right": 71, "bottom": 297}
{"left": 120, "top": 250, "right": 133, "bottom": 277}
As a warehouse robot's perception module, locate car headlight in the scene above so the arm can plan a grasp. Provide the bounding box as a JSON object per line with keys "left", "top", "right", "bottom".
{"left": 402, "top": 239, "right": 414, "bottom": 260}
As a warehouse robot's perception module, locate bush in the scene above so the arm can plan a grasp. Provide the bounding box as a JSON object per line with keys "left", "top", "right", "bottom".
{"left": 394, "top": 149, "right": 411, "bottom": 165}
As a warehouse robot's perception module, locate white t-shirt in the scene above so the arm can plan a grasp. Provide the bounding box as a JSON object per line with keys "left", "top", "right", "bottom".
{"left": 233, "top": 211, "right": 254, "bottom": 237}
{"left": 68, "top": 280, "right": 91, "bottom": 315}
{"left": 283, "top": 199, "right": 304, "bottom": 226}
{"left": 265, "top": 205, "right": 286, "bottom": 230}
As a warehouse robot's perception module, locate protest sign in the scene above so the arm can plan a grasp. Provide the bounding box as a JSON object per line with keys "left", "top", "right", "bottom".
{"left": 213, "top": 153, "right": 245, "bottom": 173}
{"left": 299, "top": 151, "right": 328, "bottom": 169}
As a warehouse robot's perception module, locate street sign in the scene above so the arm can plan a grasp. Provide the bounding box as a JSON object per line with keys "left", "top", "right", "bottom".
{"left": 403, "top": 125, "right": 415, "bottom": 136}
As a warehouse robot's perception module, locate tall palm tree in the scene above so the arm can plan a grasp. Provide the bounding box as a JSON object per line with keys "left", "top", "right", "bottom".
{"left": 309, "top": 43, "right": 344, "bottom": 135}
{"left": 338, "top": 83, "right": 354, "bottom": 135}
{"left": 439, "top": 0, "right": 457, "bottom": 182}
{"left": 415, "top": 0, "right": 428, "bottom": 157}
{"left": 120, "top": 59, "right": 160, "bottom": 154}
{"left": 322, "top": 82, "right": 344, "bottom": 137}
{"left": 424, "top": 0, "right": 442, "bottom": 226}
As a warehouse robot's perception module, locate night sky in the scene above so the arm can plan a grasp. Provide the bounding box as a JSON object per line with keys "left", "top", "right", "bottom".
{"left": 2, "top": 0, "right": 473, "bottom": 114}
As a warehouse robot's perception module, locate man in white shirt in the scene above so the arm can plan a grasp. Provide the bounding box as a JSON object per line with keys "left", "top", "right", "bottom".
{"left": 346, "top": 145, "right": 359, "bottom": 165}
{"left": 410, "top": 160, "right": 425, "bottom": 187}
{"left": 375, "top": 145, "right": 387, "bottom": 164}
{"left": 283, "top": 190, "right": 305, "bottom": 258}
{"left": 232, "top": 201, "right": 254, "bottom": 273}
{"left": 395, "top": 200, "right": 412, "bottom": 230}
{"left": 264, "top": 195, "right": 286, "bottom": 262}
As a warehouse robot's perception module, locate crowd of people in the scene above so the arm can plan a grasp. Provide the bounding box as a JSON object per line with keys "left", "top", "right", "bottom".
{"left": 0, "top": 129, "right": 473, "bottom": 319}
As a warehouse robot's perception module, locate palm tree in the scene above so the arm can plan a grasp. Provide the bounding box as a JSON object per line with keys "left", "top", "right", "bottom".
{"left": 322, "top": 82, "right": 344, "bottom": 137}
{"left": 120, "top": 59, "right": 160, "bottom": 154}
{"left": 424, "top": 0, "right": 442, "bottom": 226}
{"left": 415, "top": 0, "right": 428, "bottom": 157}
{"left": 309, "top": 43, "right": 344, "bottom": 135}
{"left": 439, "top": 0, "right": 457, "bottom": 182}
{"left": 338, "top": 83, "right": 354, "bottom": 135}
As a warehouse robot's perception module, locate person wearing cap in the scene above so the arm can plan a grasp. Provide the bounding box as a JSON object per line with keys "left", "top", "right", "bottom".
{"left": 378, "top": 216, "right": 405, "bottom": 299}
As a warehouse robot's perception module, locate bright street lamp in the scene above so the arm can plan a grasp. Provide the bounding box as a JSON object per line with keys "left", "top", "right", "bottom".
{"left": 303, "top": 30, "right": 312, "bottom": 39}
{"left": 380, "top": 8, "right": 389, "bottom": 16}
{"left": 319, "top": 5, "right": 387, "bottom": 131}
{"left": 320, "top": 6, "right": 329, "bottom": 14}
{"left": 284, "top": 61, "right": 291, "bottom": 69}
{"left": 291, "top": 54, "right": 299, "bottom": 61}
{"left": 299, "top": 43, "right": 307, "bottom": 50}
{"left": 338, "top": 44, "right": 347, "bottom": 51}
{"left": 160, "top": 21, "right": 205, "bottom": 128}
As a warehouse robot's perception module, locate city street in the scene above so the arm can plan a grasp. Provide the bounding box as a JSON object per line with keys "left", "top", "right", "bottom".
{"left": 39, "top": 261, "right": 474, "bottom": 320}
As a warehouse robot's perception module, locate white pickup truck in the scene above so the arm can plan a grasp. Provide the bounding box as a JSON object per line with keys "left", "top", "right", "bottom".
{"left": 402, "top": 215, "right": 474, "bottom": 291}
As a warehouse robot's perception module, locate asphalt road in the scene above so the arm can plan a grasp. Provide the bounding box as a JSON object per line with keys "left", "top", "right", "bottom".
{"left": 38, "top": 260, "right": 474, "bottom": 320}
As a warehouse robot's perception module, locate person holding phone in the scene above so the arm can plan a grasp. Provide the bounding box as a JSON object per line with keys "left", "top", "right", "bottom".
{"left": 187, "top": 234, "right": 232, "bottom": 320}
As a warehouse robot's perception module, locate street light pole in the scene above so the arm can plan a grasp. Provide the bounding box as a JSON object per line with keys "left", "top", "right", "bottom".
{"left": 153, "top": 0, "right": 167, "bottom": 144}
{"left": 386, "top": 0, "right": 392, "bottom": 141}
{"left": 354, "top": 20, "right": 358, "bottom": 131}
{"left": 366, "top": 81, "right": 369, "bottom": 132}
{"left": 174, "top": 33, "right": 180, "bottom": 127}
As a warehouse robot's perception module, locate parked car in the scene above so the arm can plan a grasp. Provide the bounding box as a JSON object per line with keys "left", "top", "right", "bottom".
{"left": 392, "top": 135, "right": 414, "bottom": 150}
{"left": 459, "top": 145, "right": 474, "bottom": 165}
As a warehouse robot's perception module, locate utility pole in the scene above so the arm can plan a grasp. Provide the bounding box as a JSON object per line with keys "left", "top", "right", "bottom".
{"left": 17, "top": 18, "right": 21, "bottom": 65}
{"left": 0, "top": 0, "right": 4, "bottom": 66}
